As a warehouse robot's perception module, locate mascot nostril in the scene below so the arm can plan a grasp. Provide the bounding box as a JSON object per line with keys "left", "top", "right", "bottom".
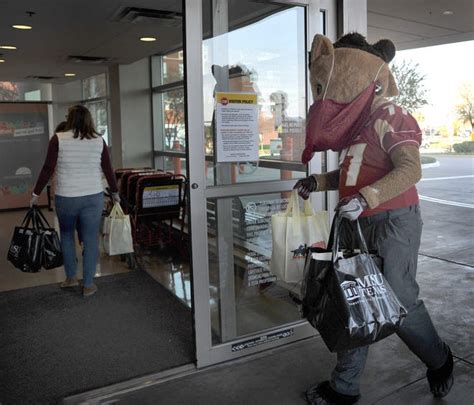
{"left": 298, "top": 32, "right": 454, "bottom": 405}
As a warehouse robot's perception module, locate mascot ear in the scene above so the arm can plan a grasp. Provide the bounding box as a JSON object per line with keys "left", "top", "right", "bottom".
{"left": 373, "top": 39, "right": 396, "bottom": 63}
{"left": 211, "top": 64, "right": 220, "bottom": 78}
{"left": 310, "top": 34, "right": 334, "bottom": 66}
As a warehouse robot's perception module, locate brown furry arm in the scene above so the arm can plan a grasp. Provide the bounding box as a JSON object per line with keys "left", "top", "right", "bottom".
{"left": 312, "top": 170, "right": 340, "bottom": 192}
{"left": 359, "top": 145, "right": 421, "bottom": 208}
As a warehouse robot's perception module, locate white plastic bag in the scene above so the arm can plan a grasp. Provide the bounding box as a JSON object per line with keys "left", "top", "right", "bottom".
{"left": 103, "top": 203, "right": 134, "bottom": 256}
{"left": 271, "top": 190, "right": 329, "bottom": 283}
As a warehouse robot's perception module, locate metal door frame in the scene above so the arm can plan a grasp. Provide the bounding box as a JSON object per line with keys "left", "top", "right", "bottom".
{"left": 184, "top": 0, "right": 338, "bottom": 368}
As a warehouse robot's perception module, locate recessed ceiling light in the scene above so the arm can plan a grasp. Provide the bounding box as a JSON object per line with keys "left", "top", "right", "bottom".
{"left": 0, "top": 59, "right": 5, "bottom": 63}
{"left": 443, "top": 10, "right": 454, "bottom": 15}
{"left": 64, "top": 73, "right": 76, "bottom": 77}
{"left": 13, "top": 24, "right": 32, "bottom": 30}
{"left": 140, "top": 37, "right": 157, "bottom": 42}
{"left": 0, "top": 45, "right": 17, "bottom": 50}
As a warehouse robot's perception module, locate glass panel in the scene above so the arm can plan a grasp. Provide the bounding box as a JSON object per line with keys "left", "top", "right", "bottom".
{"left": 208, "top": 192, "right": 302, "bottom": 344}
{"left": 24, "top": 90, "right": 41, "bottom": 101}
{"left": 152, "top": 89, "right": 186, "bottom": 152}
{"left": 163, "top": 51, "right": 184, "bottom": 84}
{"left": 0, "top": 81, "right": 52, "bottom": 101}
{"left": 203, "top": 3, "right": 307, "bottom": 186}
{"left": 85, "top": 100, "right": 109, "bottom": 144}
{"left": 151, "top": 52, "right": 184, "bottom": 87}
{"left": 82, "top": 73, "right": 107, "bottom": 99}
{"left": 153, "top": 87, "right": 186, "bottom": 174}
{"left": 164, "top": 156, "right": 187, "bottom": 176}
{"left": 164, "top": 88, "right": 186, "bottom": 151}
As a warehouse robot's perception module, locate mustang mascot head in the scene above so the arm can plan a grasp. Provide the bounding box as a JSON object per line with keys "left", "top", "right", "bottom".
{"left": 302, "top": 33, "right": 398, "bottom": 163}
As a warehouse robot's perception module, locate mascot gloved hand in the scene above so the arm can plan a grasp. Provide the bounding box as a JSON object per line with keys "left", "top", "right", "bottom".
{"left": 336, "top": 193, "right": 368, "bottom": 221}
{"left": 301, "top": 33, "right": 453, "bottom": 405}
{"left": 294, "top": 176, "right": 317, "bottom": 200}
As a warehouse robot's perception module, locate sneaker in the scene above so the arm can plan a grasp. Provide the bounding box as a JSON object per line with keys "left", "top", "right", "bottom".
{"left": 83, "top": 284, "right": 98, "bottom": 297}
{"left": 427, "top": 345, "right": 454, "bottom": 398}
{"left": 305, "top": 381, "right": 360, "bottom": 405}
{"left": 60, "top": 278, "right": 79, "bottom": 288}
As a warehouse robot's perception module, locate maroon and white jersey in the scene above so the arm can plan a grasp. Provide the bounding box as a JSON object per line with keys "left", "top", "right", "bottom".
{"left": 339, "top": 103, "right": 422, "bottom": 217}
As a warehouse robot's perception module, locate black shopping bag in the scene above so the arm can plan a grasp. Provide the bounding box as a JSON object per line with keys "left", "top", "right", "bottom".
{"left": 7, "top": 208, "right": 44, "bottom": 273}
{"left": 301, "top": 215, "right": 407, "bottom": 352}
{"left": 35, "top": 208, "right": 63, "bottom": 270}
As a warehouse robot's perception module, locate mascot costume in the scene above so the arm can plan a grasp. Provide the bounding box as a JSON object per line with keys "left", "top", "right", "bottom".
{"left": 295, "top": 33, "right": 454, "bottom": 404}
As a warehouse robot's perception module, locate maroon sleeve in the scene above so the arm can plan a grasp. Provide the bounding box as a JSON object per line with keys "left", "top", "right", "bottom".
{"left": 101, "top": 140, "right": 118, "bottom": 193}
{"left": 33, "top": 135, "right": 58, "bottom": 195}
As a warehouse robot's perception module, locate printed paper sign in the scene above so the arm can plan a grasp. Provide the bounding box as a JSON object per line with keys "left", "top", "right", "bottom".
{"left": 215, "top": 92, "right": 259, "bottom": 163}
{"left": 142, "top": 185, "right": 179, "bottom": 208}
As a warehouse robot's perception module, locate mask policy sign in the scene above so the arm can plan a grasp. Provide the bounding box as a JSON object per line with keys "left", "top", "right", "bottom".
{"left": 215, "top": 92, "right": 259, "bottom": 163}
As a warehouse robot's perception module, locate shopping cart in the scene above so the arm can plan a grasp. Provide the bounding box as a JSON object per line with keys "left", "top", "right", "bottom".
{"left": 114, "top": 169, "right": 188, "bottom": 265}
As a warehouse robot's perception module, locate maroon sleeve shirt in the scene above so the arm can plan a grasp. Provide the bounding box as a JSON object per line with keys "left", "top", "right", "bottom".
{"left": 33, "top": 136, "right": 118, "bottom": 195}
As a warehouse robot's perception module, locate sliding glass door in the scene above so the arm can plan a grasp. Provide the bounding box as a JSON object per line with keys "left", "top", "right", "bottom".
{"left": 185, "top": 0, "right": 336, "bottom": 367}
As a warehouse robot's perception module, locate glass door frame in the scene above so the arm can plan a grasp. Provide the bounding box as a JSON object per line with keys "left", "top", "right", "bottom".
{"left": 184, "top": 0, "right": 337, "bottom": 368}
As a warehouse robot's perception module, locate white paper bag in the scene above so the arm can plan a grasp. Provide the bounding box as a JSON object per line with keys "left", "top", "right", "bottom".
{"left": 271, "top": 190, "right": 329, "bottom": 283}
{"left": 103, "top": 203, "right": 134, "bottom": 256}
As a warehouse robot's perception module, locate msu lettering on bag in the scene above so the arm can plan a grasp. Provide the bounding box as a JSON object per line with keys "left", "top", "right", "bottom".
{"left": 341, "top": 274, "right": 388, "bottom": 305}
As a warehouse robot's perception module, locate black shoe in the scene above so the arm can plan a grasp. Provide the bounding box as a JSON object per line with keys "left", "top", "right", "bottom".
{"left": 426, "top": 346, "right": 454, "bottom": 398}
{"left": 305, "top": 381, "right": 360, "bottom": 405}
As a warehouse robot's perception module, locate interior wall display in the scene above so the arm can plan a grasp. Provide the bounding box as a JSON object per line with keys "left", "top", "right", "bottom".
{"left": 0, "top": 103, "right": 49, "bottom": 209}
{"left": 215, "top": 92, "right": 259, "bottom": 163}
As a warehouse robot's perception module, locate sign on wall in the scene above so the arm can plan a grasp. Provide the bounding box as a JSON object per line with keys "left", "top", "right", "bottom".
{"left": 0, "top": 103, "right": 50, "bottom": 209}
{"left": 215, "top": 92, "right": 259, "bottom": 163}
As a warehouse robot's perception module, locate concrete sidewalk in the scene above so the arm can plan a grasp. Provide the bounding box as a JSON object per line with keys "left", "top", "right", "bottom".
{"left": 89, "top": 254, "right": 473, "bottom": 405}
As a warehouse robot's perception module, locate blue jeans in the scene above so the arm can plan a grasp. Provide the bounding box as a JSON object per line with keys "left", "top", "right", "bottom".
{"left": 55, "top": 192, "right": 104, "bottom": 288}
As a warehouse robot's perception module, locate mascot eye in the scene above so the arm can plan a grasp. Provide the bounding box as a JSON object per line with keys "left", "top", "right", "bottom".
{"left": 316, "top": 84, "right": 323, "bottom": 95}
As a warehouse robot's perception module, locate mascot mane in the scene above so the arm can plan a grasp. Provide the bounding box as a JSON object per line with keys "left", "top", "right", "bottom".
{"left": 334, "top": 33, "right": 396, "bottom": 63}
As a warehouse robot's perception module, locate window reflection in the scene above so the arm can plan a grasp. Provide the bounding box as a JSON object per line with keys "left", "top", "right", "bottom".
{"left": 163, "top": 89, "right": 185, "bottom": 151}
{"left": 208, "top": 193, "right": 301, "bottom": 344}
{"left": 203, "top": 6, "right": 307, "bottom": 185}
{"left": 82, "top": 73, "right": 107, "bottom": 99}
{"left": 84, "top": 100, "right": 109, "bottom": 144}
{"left": 152, "top": 52, "right": 186, "bottom": 175}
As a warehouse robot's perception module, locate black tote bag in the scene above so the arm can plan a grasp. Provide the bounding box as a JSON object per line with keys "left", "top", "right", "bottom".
{"left": 301, "top": 214, "right": 407, "bottom": 352}
{"left": 35, "top": 208, "right": 63, "bottom": 270}
{"left": 7, "top": 208, "right": 44, "bottom": 273}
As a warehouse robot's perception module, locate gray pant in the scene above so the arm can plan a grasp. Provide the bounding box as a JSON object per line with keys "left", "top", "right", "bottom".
{"left": 331, "top": 205, "right": 449, "bottom": 396}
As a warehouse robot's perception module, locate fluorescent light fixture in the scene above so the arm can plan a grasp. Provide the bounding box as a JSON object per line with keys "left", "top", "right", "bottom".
{"left": 13, "top": 24, "right": 33, "bottom": 30}
{"left": 0, "top": 45, "right": 17, "bottom": 50}
{"left": 140, "top": 37, "right": 157, "bottom": 42}
{"left": 64, "top": 73, "right": 76, "bottom": 77}
{"left": 0, "top": 59, "right": 5, "bottom": 63}
{"left": 443, "top": 10, "right": 454, "bottom": 15}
